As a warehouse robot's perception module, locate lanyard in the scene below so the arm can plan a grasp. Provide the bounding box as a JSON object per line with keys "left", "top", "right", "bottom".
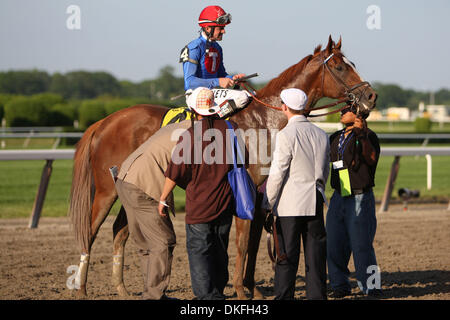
{"left": 338, "top": 130, "right": 354, "bottom": 160}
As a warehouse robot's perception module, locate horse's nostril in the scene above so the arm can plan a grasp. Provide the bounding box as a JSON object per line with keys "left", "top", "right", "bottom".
{"left": 367, "top": 93, "right": 377, "bottom": 102}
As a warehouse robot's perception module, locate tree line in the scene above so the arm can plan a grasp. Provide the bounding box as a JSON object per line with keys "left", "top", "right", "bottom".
{"left": 1, "top": 68, "right": 449, "bottom": 107}
{"left": 0, "top": 67, "right": 449, "bottom": 129}
{"left": 0, "top": 66, "right": 184, "bottom": 101}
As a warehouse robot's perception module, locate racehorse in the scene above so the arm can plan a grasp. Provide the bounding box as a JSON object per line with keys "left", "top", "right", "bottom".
{"left": 68, "top": 36, "right": 377, "bottom": 299}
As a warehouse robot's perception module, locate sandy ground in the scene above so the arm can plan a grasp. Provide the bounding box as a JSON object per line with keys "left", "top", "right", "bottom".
{"left": 0, "top": 203, "right": 449, "bottom": 300}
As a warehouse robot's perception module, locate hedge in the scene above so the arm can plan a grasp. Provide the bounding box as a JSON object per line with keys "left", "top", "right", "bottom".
{"left": 0, "top": 94, "right": 16, "bottom": 123}
{"left": 78, "top": 99, "right": 107, "bottom": 129}
{"left": 47, "top": 103, "right": 77, "bottom": 126}
{"left": 414, "top": 117, "right": 432, "bottom": 133}
{"left": 3, "top": 93, "right": 64, "bottom": 126}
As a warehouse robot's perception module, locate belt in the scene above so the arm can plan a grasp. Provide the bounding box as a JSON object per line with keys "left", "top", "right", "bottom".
{"left": 352, "top": 187, "right": 372, "bottom": 195}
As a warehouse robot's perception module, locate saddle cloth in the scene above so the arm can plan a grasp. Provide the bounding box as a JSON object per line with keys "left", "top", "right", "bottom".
{"left": 161, "top": 107, "right": 194, "bottom": 128}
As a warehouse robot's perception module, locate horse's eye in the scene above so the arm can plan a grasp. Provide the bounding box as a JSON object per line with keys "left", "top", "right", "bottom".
{"left": 336, "top": 65, "right": 343, "bottom": 71}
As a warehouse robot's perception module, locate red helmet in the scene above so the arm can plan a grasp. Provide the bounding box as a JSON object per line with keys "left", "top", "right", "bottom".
{"left": 198, "top": 5, "right": 232, "bottom": 28}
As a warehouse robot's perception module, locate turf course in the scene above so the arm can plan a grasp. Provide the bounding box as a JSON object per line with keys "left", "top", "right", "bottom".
{"left": 1, "top": 154, "right": 449, "bottom": 219}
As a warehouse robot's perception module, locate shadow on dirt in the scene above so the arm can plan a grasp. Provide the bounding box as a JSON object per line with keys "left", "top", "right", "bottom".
{"left": 379, "top": 270, "right": 450, "bottom": 299}
{"left": 230, "top": 271, "right": 450, "bottom": 300}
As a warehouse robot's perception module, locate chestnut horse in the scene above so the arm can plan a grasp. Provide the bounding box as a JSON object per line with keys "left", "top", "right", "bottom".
{"left": 69, "top": 36, "right": 377, "bottom": 299}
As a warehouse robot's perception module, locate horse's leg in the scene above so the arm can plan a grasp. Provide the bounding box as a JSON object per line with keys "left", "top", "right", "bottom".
{"left": 243, "top": 202, "right": 265, "bottom": 299}
{"left": 233, "top": 217, "right": 251, "bottom": 300}
{"left": 112, "top": 205, "right": 129, "bottom": 297}
{"left": 76, "top": 190, "right": 116, "bottom": 297}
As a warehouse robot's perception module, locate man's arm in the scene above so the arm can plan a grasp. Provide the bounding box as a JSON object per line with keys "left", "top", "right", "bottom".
{"left": 183, "top": 60, "right": 219, "bottom": 90}
{"left": 265, "top": 131, "right": 292, "bottom": 209}
{"left": 158, "top": 177, "right": 177, "bottom": 217}
{"left": 354, "top": 118, "right": 378, "bottom": 166}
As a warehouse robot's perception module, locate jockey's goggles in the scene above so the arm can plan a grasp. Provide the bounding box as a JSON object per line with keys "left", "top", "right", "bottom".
{"left": 200, "top": 13, "right": 232, "bottom": 26}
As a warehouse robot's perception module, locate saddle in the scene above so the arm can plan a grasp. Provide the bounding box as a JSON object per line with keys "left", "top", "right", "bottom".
{"left": 161, "top": 89, "right": 253, "bottom": 128}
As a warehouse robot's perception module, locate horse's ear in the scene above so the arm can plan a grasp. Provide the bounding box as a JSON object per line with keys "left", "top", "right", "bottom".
{"left": 326, "top": 35, "right": 333, "bottom": 54}
{"left": 335, "top": 36, "right": 342, "bottom": 50}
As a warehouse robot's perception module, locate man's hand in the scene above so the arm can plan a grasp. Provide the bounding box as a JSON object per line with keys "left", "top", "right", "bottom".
{"left": 264, "top": 211, "right": 274, "bottom": 234}
{"left": 232, "top": 74, "right": 246, "bottom": 81}
{"left": 219, "top": 77, "right": 235, "bottom": 88}
{"left": 353, "top": 117, "right": 368, "bottom": 138}
{"left": 158, "top": 200, "right": 168, "bottom": 218}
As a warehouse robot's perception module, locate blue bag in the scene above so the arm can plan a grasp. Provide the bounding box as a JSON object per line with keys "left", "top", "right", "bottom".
{"left": 225, "top": 121, "right": 256, "bottom": 220}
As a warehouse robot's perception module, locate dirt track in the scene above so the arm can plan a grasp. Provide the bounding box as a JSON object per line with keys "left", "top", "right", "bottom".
{"left": 1, "top": 203, "right": 449, "bottom": 300}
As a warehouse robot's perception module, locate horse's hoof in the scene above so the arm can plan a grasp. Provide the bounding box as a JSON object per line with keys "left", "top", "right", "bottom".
{"left": 76, "top": 287, "right": 88, "bottom": 299}
{"left": 253, "top": 287, "right": 264, "bottom": 300}
{"left": 116, "top": 284, "right": 129, "bottom": 297}
{"left": 235, "top": 289, "right": 249, "bottom": 300}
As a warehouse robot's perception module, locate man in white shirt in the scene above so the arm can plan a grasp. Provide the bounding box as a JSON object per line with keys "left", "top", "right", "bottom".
{"left": 265, "top": 88, "right": 330, "bottom": 300}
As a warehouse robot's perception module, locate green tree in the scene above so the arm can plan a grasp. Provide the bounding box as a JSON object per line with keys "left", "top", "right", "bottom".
{"left": 49, "top": 73, "right": 71, "bottom": 99}
{"left": 0, "top": 70, "right": 51, "bottom": 95}
{"left": 59, "top": 71, "right": 121, "bottom": 99}
{"left": 373, "top": 82, "right": 411, "bottom": 110}
{"left": 435, "top": 88, "right": 450, "bottom": 105}
{"left": 150, "top": 65, "right": 184, "bottom": 100}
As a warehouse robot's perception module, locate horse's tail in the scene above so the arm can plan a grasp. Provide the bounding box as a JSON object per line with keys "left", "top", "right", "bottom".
{"left": 68, "top": 120, "right": 104, "bottom": 253}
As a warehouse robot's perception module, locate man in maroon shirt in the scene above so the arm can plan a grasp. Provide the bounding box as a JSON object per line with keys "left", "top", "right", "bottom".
{"left": 159, "top": 87, "right": 240, "bottom": 300}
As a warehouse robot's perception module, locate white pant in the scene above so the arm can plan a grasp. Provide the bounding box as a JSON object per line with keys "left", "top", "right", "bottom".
{"left": 186, "top": 88, "right": 250, "bottom": 110}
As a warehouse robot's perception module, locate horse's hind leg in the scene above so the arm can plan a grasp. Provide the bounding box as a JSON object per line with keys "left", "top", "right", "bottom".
{"left": 243, "top": 204, "right": 265, "bottom": 299}
{"left": 112, "top": 205, "right": 129, "bottom": 297}
{"left": 233, "top": 218, "right": 251, "bottom": 300}
{"left": 76, "top": 190, "right": 116, "bottom": 297}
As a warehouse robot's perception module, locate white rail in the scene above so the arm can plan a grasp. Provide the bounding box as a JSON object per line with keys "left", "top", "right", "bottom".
{"left": 0, "top": 149, "right": 75, "bottom": 160}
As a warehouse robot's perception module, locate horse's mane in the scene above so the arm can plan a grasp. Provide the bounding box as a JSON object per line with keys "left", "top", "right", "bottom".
{"left": 257, "top": 45, "right": 323, "bottom": 97}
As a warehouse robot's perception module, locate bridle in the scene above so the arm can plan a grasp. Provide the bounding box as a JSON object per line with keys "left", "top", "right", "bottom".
{"left": 240, "top": 51, "right": 372, "bottom": 117}
{"left": 312, "top": 52, "right": 371, "bottom": 117}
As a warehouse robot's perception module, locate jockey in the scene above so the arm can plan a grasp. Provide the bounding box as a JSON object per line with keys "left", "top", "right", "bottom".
{"left": 179, "top": 5, "right": 250, "bottom": 118}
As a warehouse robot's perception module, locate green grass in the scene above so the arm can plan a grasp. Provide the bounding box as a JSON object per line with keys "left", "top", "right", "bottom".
{"left": 0, "top": 158, "right": 186, "bottom": 219}
{"left": 0, "top": 159, "right": 73, "bottom": 218}
{"left": 0, "top": 138, "right": 76, "bottom": 149}
{"left": 1, "top": 154, "right": 449, "bottom": 219}
{"left": 367, "top": 120, "right": 450, "bottom": 133}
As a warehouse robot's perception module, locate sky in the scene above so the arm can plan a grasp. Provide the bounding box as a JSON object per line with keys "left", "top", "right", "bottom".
{"left": 0, "top": 0, "right": 449, "bottom": 92}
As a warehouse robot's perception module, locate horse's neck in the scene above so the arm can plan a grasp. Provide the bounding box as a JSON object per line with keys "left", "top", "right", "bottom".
{"left": 257, "top": 78, "right": 322, "bottom": 131}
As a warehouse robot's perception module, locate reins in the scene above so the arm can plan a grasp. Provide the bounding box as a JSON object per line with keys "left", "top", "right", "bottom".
{"left": 240, "top": 81, "right": 351, "bottom": 116}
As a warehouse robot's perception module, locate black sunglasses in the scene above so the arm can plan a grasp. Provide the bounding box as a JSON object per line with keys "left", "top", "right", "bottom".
{"left": 341, "top": 105, "right": 357, "bottom": 115}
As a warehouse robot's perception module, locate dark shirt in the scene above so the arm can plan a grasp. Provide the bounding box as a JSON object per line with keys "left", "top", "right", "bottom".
{"left": 329, "top": 128, "right": 380, "bottom": 193}
{"left": 165, "top": 119, "right": 239, "bottom": 224}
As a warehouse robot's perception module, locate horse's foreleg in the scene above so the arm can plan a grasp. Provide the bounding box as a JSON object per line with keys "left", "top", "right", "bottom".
{"left": 233, "top": 218, "right": 251, "bottom": 300}
{"left": 112, "top": 205, "right": 129, "bottom": 297}
{"left": 243, "top": 205, "right": 265, "bottom": 299}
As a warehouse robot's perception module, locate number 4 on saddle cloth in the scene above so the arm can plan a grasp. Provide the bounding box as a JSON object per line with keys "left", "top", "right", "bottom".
{"left": 160, "top": 88, "right": 252, "bottom": 128}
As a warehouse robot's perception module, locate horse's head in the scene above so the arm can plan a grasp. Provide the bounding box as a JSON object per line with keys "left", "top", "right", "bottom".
{"left": 310, "top": 35, "right": 377, "bottom": 118}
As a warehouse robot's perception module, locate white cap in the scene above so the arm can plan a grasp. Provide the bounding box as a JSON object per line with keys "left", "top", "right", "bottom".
{"left": 186, "top": 87, "right": 219, "bottom": 116}
{"left": 280, "top": 88, "right": 308, "bottom": 111}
